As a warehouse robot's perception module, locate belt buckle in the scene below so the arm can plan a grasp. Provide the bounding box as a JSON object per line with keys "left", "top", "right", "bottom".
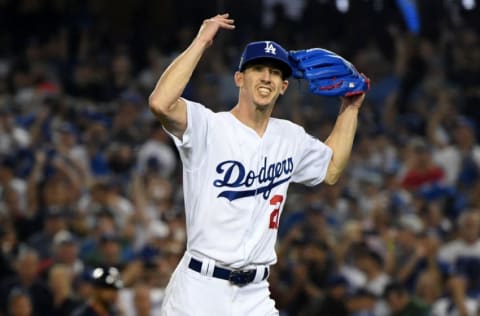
{"left": 228, "top": 270, "right": 255, "bottom": 286}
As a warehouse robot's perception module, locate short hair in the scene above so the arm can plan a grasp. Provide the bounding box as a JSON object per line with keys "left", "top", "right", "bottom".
{"left": 16, "top": 247, "right": 39, "bottom": 263}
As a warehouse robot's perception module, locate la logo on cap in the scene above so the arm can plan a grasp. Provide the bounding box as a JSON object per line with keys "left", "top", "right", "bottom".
{"left": 264, "top": 41, "right": 277, "bottom": 55}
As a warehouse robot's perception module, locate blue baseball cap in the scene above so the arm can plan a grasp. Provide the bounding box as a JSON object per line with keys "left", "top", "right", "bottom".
{"left": 238, "top": 41, "right": 293, "bottom": 78}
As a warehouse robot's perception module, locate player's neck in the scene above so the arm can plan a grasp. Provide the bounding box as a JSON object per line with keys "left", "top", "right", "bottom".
{"left": 231, "top": 104, "right": 271, "bottom": 137}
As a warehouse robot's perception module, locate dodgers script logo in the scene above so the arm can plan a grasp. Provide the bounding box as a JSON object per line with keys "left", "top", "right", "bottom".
{"left": 213, "top": 157, "right": 293, "bottom": 201}
{"left": 264, "top": 41, "right": 277, "bottom": 55}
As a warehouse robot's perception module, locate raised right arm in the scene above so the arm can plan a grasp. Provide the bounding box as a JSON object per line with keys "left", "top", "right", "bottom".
{"left": 148, "top": 14, "right": 235, "bottom": 139}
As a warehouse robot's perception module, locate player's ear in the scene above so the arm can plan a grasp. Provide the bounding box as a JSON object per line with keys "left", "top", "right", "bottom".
{"left": 279, "top": 80, "right": 289, "bottom": 95}
{"left": 234, "top": 71, "right": 244, "bottom": 88}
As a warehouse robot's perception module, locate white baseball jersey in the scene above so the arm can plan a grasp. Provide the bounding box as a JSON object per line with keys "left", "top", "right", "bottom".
{"left": 166, "top": 98, "right": 332, "bottom": 269}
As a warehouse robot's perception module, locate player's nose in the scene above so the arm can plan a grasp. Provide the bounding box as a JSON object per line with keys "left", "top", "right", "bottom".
{"left": 259, "top": 68, "right": 272, "bottom": 82}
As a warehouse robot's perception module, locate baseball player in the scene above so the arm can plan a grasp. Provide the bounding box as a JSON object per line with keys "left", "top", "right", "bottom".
{"left": 149, "top": 13, "right": 365, "bottom": 315}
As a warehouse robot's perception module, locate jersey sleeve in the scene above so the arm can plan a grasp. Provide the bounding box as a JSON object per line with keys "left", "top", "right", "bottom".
{"left": 163, "top": 98, "right": 211, "bottom": 170}
{"left": 291, "top": 130, "right": 333, "bottom": 186}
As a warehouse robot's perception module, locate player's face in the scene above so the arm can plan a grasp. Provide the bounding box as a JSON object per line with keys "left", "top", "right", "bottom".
{"left": 235, "top": 63, "right": 288, "bottom": 109}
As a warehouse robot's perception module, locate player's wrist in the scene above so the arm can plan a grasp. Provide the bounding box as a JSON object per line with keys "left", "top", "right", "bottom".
{"left": 192, "top": 36, "right": 212, "bottom": 49}
{"left": 339, "top": 104, "right": 359, "bottom": 116}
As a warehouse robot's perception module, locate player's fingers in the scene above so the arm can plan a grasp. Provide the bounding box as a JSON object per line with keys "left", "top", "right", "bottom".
{"left": 208, "top": 16, "right": 235, "bottom": 29}
{"left": 341, "top": 92, "right": 365, "bottom": 101}
{"left": 211, "top": 13, "right": 234, "bottom": 22}
{"left": 356, "top": 93, "right": 366, "bottom": 102}
{"left": 340, "top": 93, "right": 365, "bottom": 108}
{"left": 212, "top": 17, "right": 234, "bottom": 25}
{"left": 219, "top": 20, "right": 235, "bottom": 29}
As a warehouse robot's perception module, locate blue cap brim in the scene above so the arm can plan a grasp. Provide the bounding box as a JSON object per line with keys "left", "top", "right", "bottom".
{"left": 240, "top": 57, "right": 292, "bottom": 78}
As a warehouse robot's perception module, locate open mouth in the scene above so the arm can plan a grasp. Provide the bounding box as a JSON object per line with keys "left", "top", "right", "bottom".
{"left": 257, "top": 86, "right": 272, "bottom": 96}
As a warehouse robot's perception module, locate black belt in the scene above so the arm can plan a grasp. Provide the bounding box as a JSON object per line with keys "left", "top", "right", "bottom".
{"left": 188, "top": 258, "right": 269, "bottom": 286}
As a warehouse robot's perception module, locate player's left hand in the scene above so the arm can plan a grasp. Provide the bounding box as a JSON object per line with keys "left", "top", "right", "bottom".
{"left": 340, "top": 93, "right": 365, "bottom": 111}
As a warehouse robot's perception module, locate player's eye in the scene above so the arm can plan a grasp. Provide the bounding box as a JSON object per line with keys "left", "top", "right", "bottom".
{"left": 251, "top": 65, "right": 282, "bottom": 77}
{"left": 251, "top": 65, "right": 265, "bottom": 72}
{"left": 270, "top": 69, "right": 282, "bottom": 77}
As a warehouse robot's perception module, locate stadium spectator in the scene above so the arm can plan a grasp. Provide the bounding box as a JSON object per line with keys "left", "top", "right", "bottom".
{"left": 47, "top": 264, "right": 81, "bottom": 316}
{"left": 0, "top": 249, "right": 53, "bottom": 315}
{"left": 383, "top": 281, "right": 429, "bottom": 316}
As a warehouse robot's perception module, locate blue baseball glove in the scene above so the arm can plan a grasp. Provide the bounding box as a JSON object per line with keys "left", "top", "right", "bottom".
{"left": 289, "top": 48, "right": 370, "bottom": 97}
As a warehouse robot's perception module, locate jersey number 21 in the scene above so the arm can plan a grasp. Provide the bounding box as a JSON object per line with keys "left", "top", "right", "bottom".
{"left": 269, "top": 195, "right": 283, "bottom": 229}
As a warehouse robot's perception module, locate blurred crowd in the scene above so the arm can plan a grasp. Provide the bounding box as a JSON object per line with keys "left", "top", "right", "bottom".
{"left": 0, "top": 0, "right": 480, "bottom": 315}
